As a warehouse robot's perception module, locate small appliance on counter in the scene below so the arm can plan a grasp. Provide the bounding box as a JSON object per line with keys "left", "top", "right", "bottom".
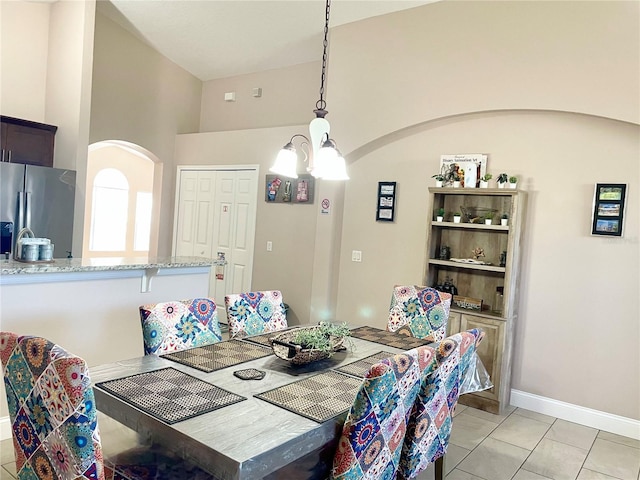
{"left": 14, "top": 228, "right": 55, "bottom": 263}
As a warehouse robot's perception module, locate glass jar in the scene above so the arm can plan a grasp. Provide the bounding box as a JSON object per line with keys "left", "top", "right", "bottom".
{"left": 493, "top": 286, "right": 504, "bottom": 314}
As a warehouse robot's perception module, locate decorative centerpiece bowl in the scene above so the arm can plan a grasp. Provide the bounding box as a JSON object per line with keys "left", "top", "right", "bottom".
{"left": 270, "top": 322, "right": 350, "bottom": 365}
{"left": 460, "top": 206, "right": 498, "bottom": 224}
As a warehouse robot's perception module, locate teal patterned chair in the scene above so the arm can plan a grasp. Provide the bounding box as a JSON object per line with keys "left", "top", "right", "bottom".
{"left": 331, "top": 345, "right": 440, "bottom": 479}
{"left": 139, "top": 297, "right": 223, "bottom": 355}
{"left": 0, "top": 332, "right": 216, "bottom": 480}
{"left": 332, "top": 329, "right": 484, "bottom": 480}
{"left": 224, "top": 290, "right": 288, "bottom": 338}
{"left": 387, "top": 285, "right": 452, "bottom": 342}
{"left": 398, "top": 329, "right": 484, "bottom": 479}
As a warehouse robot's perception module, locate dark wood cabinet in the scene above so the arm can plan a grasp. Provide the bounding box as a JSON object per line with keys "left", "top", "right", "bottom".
{"left": 1, "top": 116, "right": 57, "bottom": 167}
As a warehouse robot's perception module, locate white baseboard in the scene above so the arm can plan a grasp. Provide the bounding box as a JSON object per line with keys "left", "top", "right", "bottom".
{"left": 2, "top": 390, "right": 639, "bottom": 442}
{"left": 510, "top": 389, "right": 640, "bottom": 440}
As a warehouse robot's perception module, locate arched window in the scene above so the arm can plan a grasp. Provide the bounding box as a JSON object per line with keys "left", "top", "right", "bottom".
{"left": 90, "top": 168, "right": 129, "bottom": 251}
{"left": 84, "top": 142, "right": 158, "bottom": 258}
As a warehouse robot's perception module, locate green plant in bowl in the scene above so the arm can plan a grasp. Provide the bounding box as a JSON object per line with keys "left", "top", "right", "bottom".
{"left": 292, "top": 322, "right": 351, "bottom": 353}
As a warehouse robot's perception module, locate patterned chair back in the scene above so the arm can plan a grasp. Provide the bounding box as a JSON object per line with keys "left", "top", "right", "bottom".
{"left": 0, "top": 332, "right": 106, "bottom": 480}
{"left": 139, "top": 298, "right": 223, "bottom": 355}
{"left": 398, "top": 329, "right": 484, "bottom": 479}
{"left": 387, "top": 285, "right": 452, "bottom": 342}
{"left": 331, "top": 345, "right": 439, "bottom": 479}
{"left": 224, "top": 290, "right": 287, "bottom": 338}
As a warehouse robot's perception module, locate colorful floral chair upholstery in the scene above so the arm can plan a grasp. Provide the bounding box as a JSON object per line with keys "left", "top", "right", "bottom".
{"left": 331, "top": 345, "right": 439, "bottom": 479}
{"left": 0, "top": 332, "right": 105, "bottom": 479}
{"left": 224, "top": 290, "right": 288, "bottom": 338}
{"left": 0, "top": 332, "right": 217, "bottom": 480}
{"left": 398, "top": 329, "right": 484, "bottom": 479}
{"left": 387, "top": 285, "right": 452, "bottom": 342}
{"left": 139, "top": 298, "right": 222, "bottom": 355}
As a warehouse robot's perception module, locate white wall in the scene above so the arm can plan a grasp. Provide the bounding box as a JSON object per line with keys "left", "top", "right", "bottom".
{"left": 327, "top": 1, "right": 639, "bottom": 420}
{"left": 89, "top": 12, "right": 202, "bottom": 257}
{"left": 0, "top": 1, "right": 49, "bottom": 121}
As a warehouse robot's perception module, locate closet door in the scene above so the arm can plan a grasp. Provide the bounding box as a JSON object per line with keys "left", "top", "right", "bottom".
{"left": 211, "top": 169, "right": 258, "bottom": 304}
{"left": 174, "top": 170, "right": 216, "bottom": 257}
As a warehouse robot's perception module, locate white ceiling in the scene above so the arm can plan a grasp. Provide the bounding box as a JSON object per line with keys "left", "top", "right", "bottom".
{"left": 98, "top": 0, "right": 434, "bottom": 81}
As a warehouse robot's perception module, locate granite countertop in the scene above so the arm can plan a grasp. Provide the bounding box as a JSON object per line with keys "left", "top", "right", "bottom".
{"left": 0, "top": 256, "right": 224, "bottom": 275}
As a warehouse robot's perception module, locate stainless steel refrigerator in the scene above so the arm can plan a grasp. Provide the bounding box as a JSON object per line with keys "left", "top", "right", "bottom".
{"left": 0, "top": 163, "right": 76, "bottom": 258}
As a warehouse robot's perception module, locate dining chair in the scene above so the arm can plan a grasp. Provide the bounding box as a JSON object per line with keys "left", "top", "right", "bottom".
{"left": 139, "top": 297, "right": 223, "bottom": 355}
{"left": 331, "top": 344, "right": 440, "bottom": 479}
{"left": 0, "top": 332, "right": 216, "bottom": 480}
{"left": 224, "top": 290, "right": 288, "bottom": 338}
{"left": 398, "top": 328, "right": 484, "bottom": 480}
{"left": 387, "top": 285, "right": 452, "bottom": 342}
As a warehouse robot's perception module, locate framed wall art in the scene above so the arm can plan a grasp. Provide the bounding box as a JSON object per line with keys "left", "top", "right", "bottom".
{"left": 376, "top": 182, "right": 397, "bottom": 222}
{"left": 591, "top": 183, "right": 627, "bottom": 237}
{"left": 265, "top": 174, "right": 315, "bottom": 204}
{"left": 440, "top": 154, "right": 487, "bottom": 188}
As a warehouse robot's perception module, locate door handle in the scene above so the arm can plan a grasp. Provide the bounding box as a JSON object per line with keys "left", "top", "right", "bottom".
{"left": 7, "top": 150, "right": 11, "bottom": 163}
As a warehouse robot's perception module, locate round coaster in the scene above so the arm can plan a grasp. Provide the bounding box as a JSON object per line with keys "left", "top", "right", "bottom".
{"left": 233, "top": 368, "right": 266, "bottom": 380}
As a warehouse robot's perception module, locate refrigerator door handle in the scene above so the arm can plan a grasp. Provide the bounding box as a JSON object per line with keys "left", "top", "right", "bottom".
{"left": 24, "top": 191, "right": 31, "bottom": 229}
{"left": 17, "top": 192, "right": 25, "bottom": 233}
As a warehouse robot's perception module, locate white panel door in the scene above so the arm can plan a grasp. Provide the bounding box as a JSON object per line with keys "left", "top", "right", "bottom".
{"left": 212, "top": 169, "right": 258, "bottom": 304}
{"left": 175, "top": 171, "right": 216, "bottom": 258}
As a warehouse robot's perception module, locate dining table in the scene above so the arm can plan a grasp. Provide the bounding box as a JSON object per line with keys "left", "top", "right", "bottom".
{"left": 91, "top": 326, "right": 434, "bottom": 480}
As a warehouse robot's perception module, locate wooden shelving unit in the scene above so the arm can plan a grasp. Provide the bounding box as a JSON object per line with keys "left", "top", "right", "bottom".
{"left": 424, "top": 187, "right": 526, "bottom": 414}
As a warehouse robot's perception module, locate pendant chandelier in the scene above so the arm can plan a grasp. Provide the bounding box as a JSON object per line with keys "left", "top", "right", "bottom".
{"left": 270, "top": 0, "right": 349, "bottom": 181}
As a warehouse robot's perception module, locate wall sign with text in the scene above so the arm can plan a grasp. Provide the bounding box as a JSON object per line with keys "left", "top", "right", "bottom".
{"left": 591, "top": 183, "right": 627, "bottom": 237}
{"left": 376, "top": 182, "right": 397, "bottom": 222}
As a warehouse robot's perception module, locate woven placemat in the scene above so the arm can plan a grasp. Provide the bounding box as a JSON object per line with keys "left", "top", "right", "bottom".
{"left": 240, "top": 327, "right": 297, "bottom": 347}
{"left": 95, "top": 367, "right": 245, "bottom": 424}
{"left": 161, "top": 340, "right": 273, "bottom": 373}
{"left": 334, "top": 351, "right": 396, "bottom": 378}
{"left": 255, "top": 370, "right": 362, "bottom": 423}
{"left": 350, "top": 326, "right": 433, "bottom": 349}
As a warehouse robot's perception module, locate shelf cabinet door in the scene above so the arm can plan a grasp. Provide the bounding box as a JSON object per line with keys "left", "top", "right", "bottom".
{"left": 1, "top": 117, "right": 56, "bottom": 167}
{"left": 458, "top": 313, "right": 506, "bottom": 414}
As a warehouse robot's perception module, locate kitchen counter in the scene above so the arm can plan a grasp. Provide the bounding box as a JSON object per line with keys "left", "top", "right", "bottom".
{"left": 0, "top": 256, "right": 223, "bottom": 275}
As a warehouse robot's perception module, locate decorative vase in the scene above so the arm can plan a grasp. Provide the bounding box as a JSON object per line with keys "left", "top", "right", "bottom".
{"left": 501, "top": 218, "right": 508, "bottom": 226}
{"left": 479, "top": 180, "right": 489, "bottom": 189}
{"left": 453, "top": 181, "right": 461, "bottom": 188}
{"left": 453, "top": 215, "right": 461, "bottom": 224}
{"left": 435, "top": 180, "right": 443, "bottom": 188}
{"left": 485, "top": 219, "right": 492, "bottom": 225}
{"left": 509, "top": 182, "right": 517, "bottom": 189}
{"left": 436, "top": 216, "right": 444, "bottom": 222}
{"left": 498, "top": 182, "right": 506, "bottom": 189}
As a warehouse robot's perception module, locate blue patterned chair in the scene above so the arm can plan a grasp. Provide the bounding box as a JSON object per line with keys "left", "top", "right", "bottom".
{"left": 331, "top": 345, "right": 439, "bottom": 479}
{"left": 0, "top": 332, "right": 215, "bottom": 480}
{"left": 398, "top": 329, "right": 484, "bottom": 479}
{"left": 139, "top": 297, "right": 223, "bottom": 355}
{"left": 224, "top": 290, "right": 288, "bottom": 338}
{"left": 387, "top": 285, "right": 452, "bottom": 342}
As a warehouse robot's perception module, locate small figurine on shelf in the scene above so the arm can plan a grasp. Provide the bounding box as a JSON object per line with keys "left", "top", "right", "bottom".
{"left": 472, "top": 247, "right": 485, "bottom": 260}
{"left": 438, "top": 245, "right": 451, "bottom": 260}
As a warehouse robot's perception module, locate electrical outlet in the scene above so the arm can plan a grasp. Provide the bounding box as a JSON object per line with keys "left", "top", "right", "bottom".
{"left": 267, "top": 241, "right": 273, "bottom": 252}
{"left": 351, "top": 250, "right": 362, "bottom": 262}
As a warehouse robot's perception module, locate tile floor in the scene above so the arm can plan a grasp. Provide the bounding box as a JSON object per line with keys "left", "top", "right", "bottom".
{"left": 1, "top": 405, "right": 639, "bottom": 480}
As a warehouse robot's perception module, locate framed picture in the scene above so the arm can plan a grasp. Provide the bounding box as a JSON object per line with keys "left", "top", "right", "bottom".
{"left": 265, "top": 174, "right": 315, "bottom": 204}
{"left": 440, "top": 154, "right": 487, "bottom": 188}
{"left": 591, "top": 183, "right": 627, "bottom": 237}
{"left": 376, "top": 182, "right": 396, "bottom": 222}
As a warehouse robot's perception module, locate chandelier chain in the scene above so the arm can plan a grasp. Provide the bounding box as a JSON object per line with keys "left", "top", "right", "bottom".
{"left": 316, "top": 0, "right": 330, "bottom": 111}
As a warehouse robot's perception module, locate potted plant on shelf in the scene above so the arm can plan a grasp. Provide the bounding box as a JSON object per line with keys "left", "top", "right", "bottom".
{"left": 484, "top": 211, "right": 495, "bottom": 225}
{"left": 497, "top": 173, "right": 508, "bottom": 189}
{"left": 436, "top": 207, "right": 445, "bottom": 222}
{"left": 453, "top": 212, "right": 462, "bottom": 223}
{"left": 509, "top": 176, "right": 518, "bottom": 189}
{"left": 431, "top": 173, "right": 445, "bottom": 188}
{"left": 479, "top": 173, "right": 493, "bottom": 188}
{"left": 501, "top": 213, "right": 509, "bottom": 226}
{"left": 452, "top": 171, "right": 461, "bottom": 188}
